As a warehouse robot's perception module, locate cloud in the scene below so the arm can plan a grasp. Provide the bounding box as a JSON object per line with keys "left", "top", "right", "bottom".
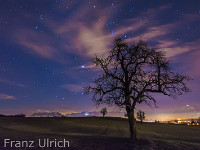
{"left": 0, "top": 93, "right": 16, "bottom": 100}
{"left": 61, "top": 84, "right": 83, "bottom": 92}
{"left": 172, "top": 40, "right": 200, "bottom": 77}
{"left": 174, "top": 105, "right": 196, "bottom": 113}
{"left": 157, "top": 39, "right": 200, "bottom": 58}
{"left": 125, "top": 10, "right": 200, "bottom": 58}
{"left": 3, "top": 3, "right": 200, "bottom": 65}
{"left": 48, "top": 6, "right": 113, "bottom": 58}
{"left": 11, "top": 28, "right": 65, "bottom": 63}
{"left": 48, "top": 4, "right": 150, "bottom": 58}
{"left": 4, "top": 4, "right": 113, "bottom": 62}
{"left": 0, "top": 78, "right": 25, "bottom": 87}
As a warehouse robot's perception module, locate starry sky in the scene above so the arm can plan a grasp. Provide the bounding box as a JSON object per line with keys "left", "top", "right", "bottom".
{"left": 0, "top": 0, "right": 200, "bottom": 120}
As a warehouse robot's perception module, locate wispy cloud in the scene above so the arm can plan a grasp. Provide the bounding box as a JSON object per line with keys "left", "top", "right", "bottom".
{"left": 61, "top": 84, "right": 83, "bottom": 92}
{"left": 3, "top": 3, "right": 200, "bottom": 75}
{"left": 0, "top": 93, "right": 16, "bottom": 100}
{"left": 160, "top": 39, "right": 200, "bottom": 58}
{"left": 174, "top": 105, "right": 196, "bottom": 113}
{"left": 11, "top": 28, "right": 66, "bottom": 63}
{"left": 0, "top": 78, "right": 26, "bottom": 87}
{"left": 5, "top": 3, "right": 199, "bottom": 62}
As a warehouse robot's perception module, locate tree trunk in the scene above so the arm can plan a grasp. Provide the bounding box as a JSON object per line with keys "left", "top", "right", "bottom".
{"left": 126, "top": 107, "right": 137, "bottom": 141}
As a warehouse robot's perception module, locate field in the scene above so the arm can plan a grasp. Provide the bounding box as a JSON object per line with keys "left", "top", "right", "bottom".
{"left": 0, "top": 117, "right": 199, "bottom": 150}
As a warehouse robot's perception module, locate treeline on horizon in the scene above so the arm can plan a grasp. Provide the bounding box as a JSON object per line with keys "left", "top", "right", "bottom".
{"left": 0, "top": 113, "right": 26, "bottom": 117}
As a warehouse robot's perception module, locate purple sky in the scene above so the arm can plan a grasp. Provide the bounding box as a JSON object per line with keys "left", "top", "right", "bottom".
{"left": 0, "top": 0, "right": 200, "bottom": 120}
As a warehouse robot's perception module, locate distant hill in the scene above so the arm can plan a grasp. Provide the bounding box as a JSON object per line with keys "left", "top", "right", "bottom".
{"left": 66, "top": 111, "right": 100, "bottom": 117}
{"left": 31, "top": 111, "right": 100, "bottom": 117}
{"left": 31, "top": 111, "right": 64, "bottom": 117}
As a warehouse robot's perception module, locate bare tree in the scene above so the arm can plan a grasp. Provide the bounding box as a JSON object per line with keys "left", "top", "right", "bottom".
{"left": 137, "top": 110, "right": 145, "bottom": 123}
{"left": 191, "top": 119, "right": 195, "bottom": 125}
{"left": 124, "top": 113, "right": 128, "bottom": 118}
{"left": 100, "top": 107, "right": 107, "bottom": 117}
{"left": 84, "top": 38, "right": 191, "bottom": 141}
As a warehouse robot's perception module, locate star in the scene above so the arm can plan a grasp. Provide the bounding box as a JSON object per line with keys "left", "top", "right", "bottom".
{"left": 40, "top": 15, "right": 43, "bottom": 20}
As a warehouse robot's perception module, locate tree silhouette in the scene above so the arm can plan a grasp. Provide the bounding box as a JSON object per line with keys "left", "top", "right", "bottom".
{"left": 124, "top": 113, "right": 128, "bottom": 118}
{"left": 84, "top": 38, "right": 191, "bottom": 141}
{"left": 137, "top": 110, "right": 145, "bottom": 123}
{"left": 100, "top": 107, "right": 107, "bottom": 117}
{"left": 191, "top": 119, "right": 195, "bottom": 125}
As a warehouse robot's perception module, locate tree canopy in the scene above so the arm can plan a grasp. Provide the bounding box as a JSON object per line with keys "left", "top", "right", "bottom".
{"left": 100, "top": 107, "right": 107, "bottom": 117}
{"left": 137, "top": 110, "right": 145, "bottom": 122}
{"left": 85, "top": 38, "right": 190, "bottom": 108}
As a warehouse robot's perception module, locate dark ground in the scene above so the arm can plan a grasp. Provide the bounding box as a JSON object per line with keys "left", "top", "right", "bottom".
{"left": 0, "top": 117, "right": 199, "bottom": 150}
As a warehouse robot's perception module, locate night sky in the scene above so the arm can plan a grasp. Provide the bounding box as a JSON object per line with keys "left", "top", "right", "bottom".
{"left": 0, "top": 0, "right": 200, "bottom": 121}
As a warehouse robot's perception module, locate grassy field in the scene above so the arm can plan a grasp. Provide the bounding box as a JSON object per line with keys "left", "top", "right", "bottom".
{"left": 0, "top": 117, "right": 199, "bottom": 150}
